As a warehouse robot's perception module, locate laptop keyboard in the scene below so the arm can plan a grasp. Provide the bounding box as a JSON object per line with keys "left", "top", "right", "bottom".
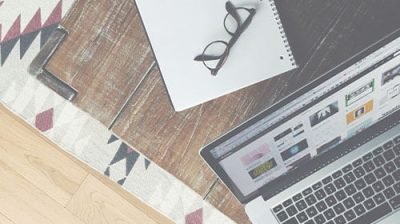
{"left": 272, "top": 135, "right": 400, "bottom": 224}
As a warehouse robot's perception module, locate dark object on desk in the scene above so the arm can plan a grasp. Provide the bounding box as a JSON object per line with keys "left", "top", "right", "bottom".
{"left": 194, "top": 1, "right": 256, "bottom": 76}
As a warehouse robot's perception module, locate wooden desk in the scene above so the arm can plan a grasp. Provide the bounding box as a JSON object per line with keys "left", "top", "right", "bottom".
{"left": 44, "top": 0, "right": 400, "bottom": 223}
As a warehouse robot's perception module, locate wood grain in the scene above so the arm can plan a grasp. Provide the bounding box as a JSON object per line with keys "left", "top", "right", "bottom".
{"left": 0, "top": 105, "right": 87, "bottom": 206}
{"left": 0, "top": 104, "right": 172, "bottom": 224}
{"left": 66, "top": 175, "right": 160, "bottom": 224}
{"left": 112, "top": 66, "right": 284, "bottom": 196}
{"left": 205, "top": 1, "right": 400, "bottom": 223}
{"left": 46, "top": 0, "right": 154, "bottom": 126}
{"left": 0, "top": 158, "right": 85, "bottom": 224}
{"left": 0, "top": 213, "right": 14, "bottom": 224}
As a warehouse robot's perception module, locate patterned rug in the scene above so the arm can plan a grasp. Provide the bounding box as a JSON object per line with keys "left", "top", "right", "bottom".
{"left": 0, "top": 1, "right": 234, "bottom": 223}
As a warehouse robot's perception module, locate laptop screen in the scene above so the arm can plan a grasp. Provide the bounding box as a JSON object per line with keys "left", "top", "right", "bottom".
{"left": 201, "top": 33, "right": 400, "bottom": 203}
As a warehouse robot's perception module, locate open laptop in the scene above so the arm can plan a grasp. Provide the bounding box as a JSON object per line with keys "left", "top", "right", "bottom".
{"left": 200, "top": 28, "right": 400, "bottom": 224}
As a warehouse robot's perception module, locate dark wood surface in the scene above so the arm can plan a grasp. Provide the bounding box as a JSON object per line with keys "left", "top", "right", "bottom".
{"left": 45, "top": 0, "right": 400, "bottom": 223}
{"left": 46, "top": 0, "right": 154, "bottom": 126}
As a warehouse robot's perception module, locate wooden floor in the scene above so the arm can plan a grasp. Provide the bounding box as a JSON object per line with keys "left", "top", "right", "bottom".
{"left": 0, "top": 104, "right": 172, "bottom": 224}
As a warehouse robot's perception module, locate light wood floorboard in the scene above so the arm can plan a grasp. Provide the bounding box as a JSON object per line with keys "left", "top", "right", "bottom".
{"left": 0, "top": 213, "right": 15, "bottom": 224}
{"left": 0, "top": 104, "right": 172, "bottom": 224}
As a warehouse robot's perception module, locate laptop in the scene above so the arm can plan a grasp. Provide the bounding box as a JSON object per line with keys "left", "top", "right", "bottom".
{"left": 200, "top": 28, "right": 400, "bottom": 224}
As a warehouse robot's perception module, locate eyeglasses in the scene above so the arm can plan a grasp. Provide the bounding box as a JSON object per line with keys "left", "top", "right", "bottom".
{"left": 194, "top": 1, "right": 256, "bottom": 76}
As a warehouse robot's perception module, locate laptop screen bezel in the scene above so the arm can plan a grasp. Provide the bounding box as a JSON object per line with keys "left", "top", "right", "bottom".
{"left": 200, "top": 28, "right": 400, "bottom": 204}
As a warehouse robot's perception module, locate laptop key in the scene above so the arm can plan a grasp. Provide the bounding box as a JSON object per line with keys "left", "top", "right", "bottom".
{"left": 373, "top": 155, "right": 385, "bottom": 167}
{"left": 306, "top": 207, "right": 318, "bottom": 218}
{"left": 354, "top": 166, "right": 366, "bottom": 178}
{"left": 342, "top": 164, "right": 352, "bottom": 173}
{"left": 287, "top": 205, "right": 298, "bottom": 216}
{"left": 389, "top": 194, "right": 400, "bottom": 209}
{"left": 349, "top": 202, "right": 392, "bottom": 224}
{"left": 343, "top": 197, "right": 355, "bottom": 209}
{"left": 315, "top": 201, "right": 327, "bottom": 212}
{"left": 384, "top": 149, "right": 395, "bottom": 161}
{"left": 344, "top": 184, "right": 357, "bottom": 196}
{"left": 364, "top": 198, "right": 376, "bottom": 210}
{"left": 334, "top": 190, "right": 346, "bottom": 201}
{"left": 323, "top": 208, "right": 335, "bottom": 220}
{"left": 394, "top": 145, "right": 400, "bottom": 155}
{"left": 325, "top": 196, "right": 337, "bottom": 207}
{"left": 394, "top": 135, "right": 400, "bottom": 144}
{"left": 315, "top": 189, "right": 326, "bottom": 200}
{"left": 372, "top": 180, "right": 385, "bottom": 192}
{"left": 304, "top": 220, "right": 315, "bottom": 224}
{"left": 343, "top": 172, "right": 356, "bottom": 183}
{"left": 296, "top": 211, "right": 308, "bottom": 223}
{"left": 344, "top": 210, "right": 356, "bottom": 221}
{"left": 354, "top": 204, "right": 366, "bottom": 216}
{"left": 393, "top": 169, "right": 400, "bottom": 181}
{"left": 333, "top": 203, "right": 345, "bottom": 214}
{"left": 374, "top": 193, "right": 386, "bottom": 205}
{"left": 277, "top": 210, "right": 289, "bottom": 222}
{"left": 303, "top": 188, "right": 313, "bottom": 196}
{"left": 363, "top": 152, "right": 373, "bottom": 161}
{"left": 314, "top": 214, "right": 325, "bottom": 224}
{"left": 354, "top": 178, "right": 367, "bottom": 190}
{"left": 332, "top": 170, "right": 342, "bottom": 179}
{"left": 333, "top": 178, "right": 346, "bottom": 189}
{"left": 363, "top": 161, "right": 375, "bottom": 172}
{"left": 382, "top": 175, "right": 395, "bottom": 187}
{"left": 383, "top": 140, "right": 394, "bottom": 150}
{"left": 383, "top": 187, "right": 396, "bottom": 200}
{"left": 282, "top": 217, "right": 298, "bottom": 224}
{"left": 322, "top": 176, "right": 332, "bottom": 184}
{"left": 364, "top": 173, "right": 376, "bottom": 184}
{"left": 273, "top": 204, "right": 283, "bottom": 213}
{"left": 362, "top": 186, "right": 375, "bottom": 198}
{"left": 384, "top": 161, "right": 396, "bottom": 173}
{"left": 293, "top": 193, "right": 303, "bottom": 202}
{"left": 305, "top": 195, "right": 317, "bottom": 206}
{"left": 352, "top": 159, "right": 363, "bottom": 167}
{"left": 324, "top": 184, "right": 336, "bottom": 195}
{"left": 375, "top": 167, "right": 387, "bottom": 179}
{"left": 373, "top": 147, "right": 384, "bottom": 156}
{"left": 394, "top": 157, "right": 400, "bottom": 168}
{"left": 353, "top": 192, "right": 365, "bottom": 204}
{"left": 334, "top": 215, "right": 346, "bottom": 224}
{"left": 283, "top": 199, "right": 293, "bottom": 207}
{"left": 312, "top": 182, "right": 322, "bottom": 191}
{"left": 394, "top": 182, "right": 400, "bottom": 193}
{"left": 296, "top": 200, "right": 307, "bottom": 211}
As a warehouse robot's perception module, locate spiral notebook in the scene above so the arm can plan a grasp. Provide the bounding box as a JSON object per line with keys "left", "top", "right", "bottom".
{"left": 135, "top": 0, "right": 297, "bottom": 111}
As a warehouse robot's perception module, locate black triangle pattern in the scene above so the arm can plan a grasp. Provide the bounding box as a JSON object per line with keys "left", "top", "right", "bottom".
{"left": 0, "top": 24, "right": 58, "bottom": 66}
{"left": 1, "top": 37, "right": 19, "bottom": 65}
{"left": 20, "top": 30, "right": 40, "bottom": 59}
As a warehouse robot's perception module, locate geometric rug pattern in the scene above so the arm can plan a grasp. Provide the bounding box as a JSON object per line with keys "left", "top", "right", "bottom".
{"left": 0, "top": 0, "right": 235, "bottom": 223}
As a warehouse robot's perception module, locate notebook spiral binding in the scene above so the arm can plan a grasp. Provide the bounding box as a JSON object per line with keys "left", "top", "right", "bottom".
{"left": 268, "top": 0, "right": 297, "bottom": 67}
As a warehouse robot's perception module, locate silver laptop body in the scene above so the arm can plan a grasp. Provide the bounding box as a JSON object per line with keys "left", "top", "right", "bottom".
{"left": 200, "top": 28, "right": 400, "bottom": 224}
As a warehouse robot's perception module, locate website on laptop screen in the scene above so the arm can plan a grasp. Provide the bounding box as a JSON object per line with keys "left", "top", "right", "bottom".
{"left": 209, "top": 41, "right": 400, "bottom": 198}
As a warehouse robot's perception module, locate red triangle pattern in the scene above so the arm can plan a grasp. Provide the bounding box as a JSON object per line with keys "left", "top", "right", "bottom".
{"left": 43, "top": 0, "right": 62, "bottom": 28}
{"left": 185, "top": 208, "right": 203, "bottom": 224}
{"left": 2, "top": 15, "right": 21, "bottom": 43}
{"left": 22, "top": 9, "right": 41, "bottom": 35}
{"left": 0, "top": 0, "right": 62, "bottom": 43}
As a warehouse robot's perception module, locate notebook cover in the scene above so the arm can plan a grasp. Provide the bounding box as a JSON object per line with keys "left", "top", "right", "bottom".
{"left": 135, "top": 0, "right": 297, "bottom": 111}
